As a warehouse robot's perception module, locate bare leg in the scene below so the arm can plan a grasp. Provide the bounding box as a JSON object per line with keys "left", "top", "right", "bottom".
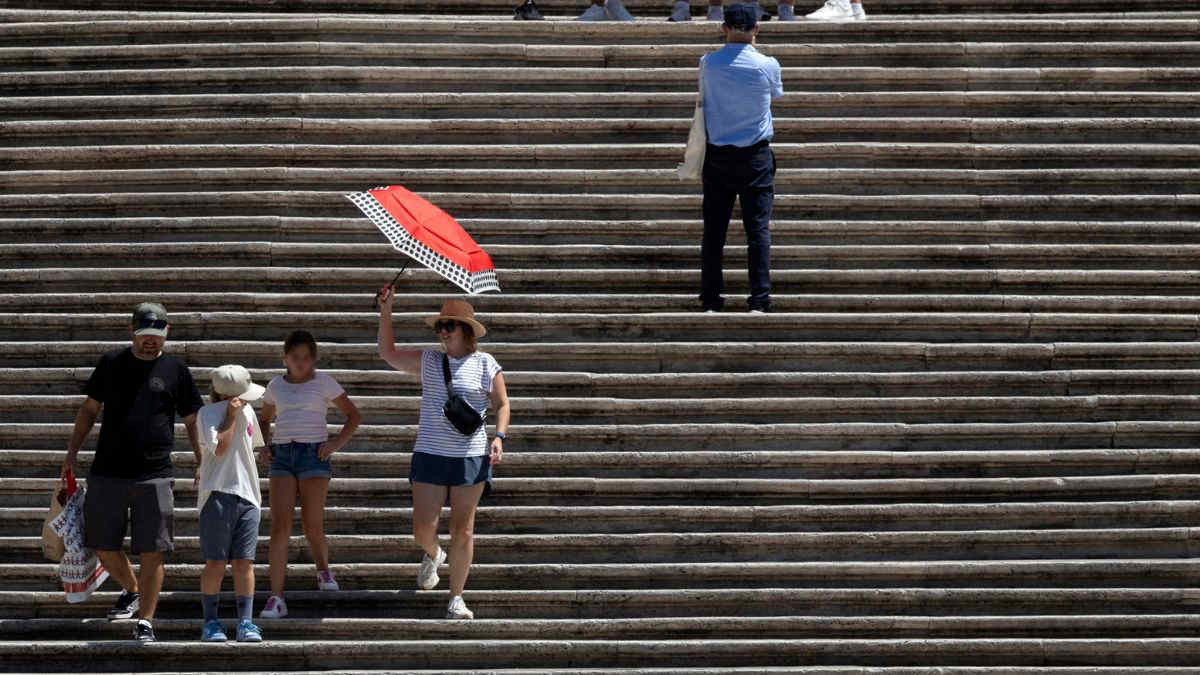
{"left": 200, "top": 560, "right": 226, "bottom": 596}
{"left": 268, "top": 475, "right": 298, "bottom": 597}
{"left": 96, "top": 550, "right": 137, "bottom": 593}
{"left": 298, "top": 477, "right": 332, "bottom": 571}
{"left": 136, "top": 552, "right": 165, "bottom": 620}
{"left": 411, "top": 481, "right": 447, "bottom": 558}
{"left": 231, "top": 560, "right": 255, "bottom": 598}
{"left": 447, "top": 483, "right": 485, "bottom": 596}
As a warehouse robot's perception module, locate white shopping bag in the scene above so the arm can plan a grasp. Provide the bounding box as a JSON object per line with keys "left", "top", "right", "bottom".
{"left": 676, "top": 63, "right": 707, "bottom": 182}
{"left": 49, "top": 486, "right": 109, "bottom": 603}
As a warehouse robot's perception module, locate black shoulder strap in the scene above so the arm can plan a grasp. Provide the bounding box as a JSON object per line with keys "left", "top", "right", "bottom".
{"left": 441, "top": 353, "right": 453, "bottom": 393}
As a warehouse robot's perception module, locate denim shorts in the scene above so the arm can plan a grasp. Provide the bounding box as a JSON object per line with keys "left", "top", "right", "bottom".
{"left": 199, "top": 491, "right": 260, "bottom": 561}
{"left": 268, "top": 441, "right": 332, "bottom": 480}
{"left": 409, "top": 451, "right": 491, "bottom": 497}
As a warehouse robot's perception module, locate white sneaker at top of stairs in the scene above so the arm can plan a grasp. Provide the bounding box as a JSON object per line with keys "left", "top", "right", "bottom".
{"left": 806, "top": 0, "right": 856, "bottom": 21}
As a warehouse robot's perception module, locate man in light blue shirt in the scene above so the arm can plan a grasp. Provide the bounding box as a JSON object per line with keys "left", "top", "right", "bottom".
{"left": 697, "top": 4, "right": 782, "bottom": 313}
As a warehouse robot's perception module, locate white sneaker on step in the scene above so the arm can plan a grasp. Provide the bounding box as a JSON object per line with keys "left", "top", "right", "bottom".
{"left": 806, "top": 0, "right": 854, "bottom": 21}
{"left": 418, "top": 547, "right": 447, "bottom": 590}
{"left": 259, "top": 595, "right": 287, "bottom": 619}
{"left": 605, "top": 0, "right": 635, "bottom": 21}
{"left": 446, "top": 595, "right": 474, "bottom": 620}
{"left": 317, "top": 569, "right": 339, "bottom": 591}
{"left": 576, "top": 3, "right": 609, "bottom": 20}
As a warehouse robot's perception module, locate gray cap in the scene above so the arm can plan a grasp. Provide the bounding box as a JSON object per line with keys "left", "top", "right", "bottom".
{"left": 211, "top": 364, "right": 266, "bottom": 401}
{"left": 132, "top": 302, "right": 169, "bottom": 337}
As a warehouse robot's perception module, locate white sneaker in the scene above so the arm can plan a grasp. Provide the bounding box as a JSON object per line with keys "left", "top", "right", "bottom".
{"left": 806, "top": 0, "right": 854, "bottom": 21}
{"left": 706, "top": 4, "right": 723, "bottom": 21}
{"left": 668, "top": 0, "right": 691, "bottom": 21}
{"left": 576, "top": 3, "right": 609, "bottom": 20}
{"left": 604, "top": 0, "right": 635, "bottom": 21}
{"left": 446, "top": 595, "right": 474, "bottom": 620}
{"left": 417, "top": 547, "right": 446, "bottom": 590}
{"left": 317, "top": 569, "right": 339, "bottom": 591}
{"left": 851, "top": 3, "right": 867, "bottom": 20}
{"left": 778, "top": 3, "right": 797, "bottom": 20}
{"left": 259, "top": 595, "right": 287, "bottom": 619}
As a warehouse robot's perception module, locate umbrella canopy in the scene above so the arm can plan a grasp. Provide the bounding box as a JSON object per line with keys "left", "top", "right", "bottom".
{"left": 347, "top": 184, "right": 501, "bottom": 295}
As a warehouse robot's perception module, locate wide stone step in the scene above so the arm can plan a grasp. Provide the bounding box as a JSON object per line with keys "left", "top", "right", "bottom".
{"left": 6, "top": 66, "right": 1198, "bottom": 96}
{"left": 14, "top": 420, "right": 1200, "bottom": 452}
{"left": 3, "top": 16, "right": 1198, "bottom": 48}
{"left": 5, "top": 167, "right": 1199, "bottom": 197}
{"left": 4, "top": 636, "right": 1200, "bottom": 671}
{"left": 4, "top": 310, "right": 1199, "bottom": 343}
{"left": 7, "top": 613, "right": 1200, "bottom": 641}
{"left": 19, "top": 293, "right": 1200, "bottom": 317}
{"left": 10, "top": 586, "right": 1200, "bottom": 618}
{"left": 2, "top": 0, "right": 1197, "bottom": 17}
{"left": 5, "top": 557, "right": 1200, "bottom": 591}
{"left": 14, "top": 267, "right": 1200, "bottom": 297}
{"left": 10, "top": 143, "right": 1200, "bottom": 172}
{"left": 8, "top": 340, "right": 1200, "bottom": 373}
{"left": 9, "top": 118, "right": 1200, "bottom": 147}
{"left": 5, "top": 496, "right": 1198, "bottom": 534}
{"left": 7, "top": 41, "right": 1200, "bottom": 70}
{"left": 9, "top": 93, "right": 1200, "bottom": 122}
{"left": 3, "top": 190, "right": 1194, "bottom": 221}
{"left": 15, "top": 392, "right": 1200, "bottom": 425}
{"left": 13, "top": 242, "right": 1200, "bottom": 270}
{"left": 5, "top": 217, "right": 1199, "bottom": 246}
{"left": 4, "top": 475, "right": 1197, "bottom": 509}
{"left": 11, "top": 365, "right": 1200, "bottom": 397}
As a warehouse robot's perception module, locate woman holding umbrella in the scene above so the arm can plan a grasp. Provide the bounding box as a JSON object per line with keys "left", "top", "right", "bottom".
{"left": 376, "top": 288, "right": 509, "bottom": 620}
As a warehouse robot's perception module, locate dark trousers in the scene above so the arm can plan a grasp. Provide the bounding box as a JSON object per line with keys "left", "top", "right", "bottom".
{"left": 700, "top": 140, "right": 775, "bottom": 311}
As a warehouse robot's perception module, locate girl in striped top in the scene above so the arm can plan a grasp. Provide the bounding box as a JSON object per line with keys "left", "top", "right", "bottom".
{"left": 376, "top": 290, "right": 510, "bottom": 620}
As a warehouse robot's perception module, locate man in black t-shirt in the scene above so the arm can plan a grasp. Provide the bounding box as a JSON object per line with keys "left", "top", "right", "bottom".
{"left": 61, "top": 302, "right": 204, "bottom": 642}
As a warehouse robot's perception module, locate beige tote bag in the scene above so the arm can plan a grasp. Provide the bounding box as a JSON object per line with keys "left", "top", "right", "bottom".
{"left": 676, "top": 64, "right": 707, "bottom": 181}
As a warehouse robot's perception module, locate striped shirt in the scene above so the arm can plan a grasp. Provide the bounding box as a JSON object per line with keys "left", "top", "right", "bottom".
{"left": 413, "top": 348, "right": 503, "bottom": 458}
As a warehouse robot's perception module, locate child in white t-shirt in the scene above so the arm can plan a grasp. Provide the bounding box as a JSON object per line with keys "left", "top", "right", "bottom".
{"left": 195, "top": 364, "right": 266, "bottom": 643}
{"left": 258, "top": 330, "right": 361, "bottom": 620}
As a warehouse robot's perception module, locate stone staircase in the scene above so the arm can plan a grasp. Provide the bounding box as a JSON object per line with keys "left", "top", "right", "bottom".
{"left": 3, "top": 0, "right": 1200, "bottom": 672}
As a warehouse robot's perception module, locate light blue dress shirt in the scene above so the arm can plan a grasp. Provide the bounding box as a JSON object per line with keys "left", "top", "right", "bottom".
{"left": 700, "top": 43, "right": 784, "bottom": 148}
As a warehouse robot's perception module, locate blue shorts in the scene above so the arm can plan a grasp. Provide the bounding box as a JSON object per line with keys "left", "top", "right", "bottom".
{"left": 409, "top": 451, "right": 491, "bottom": 497}
{"left": 199, "top": 491, "right": 260, "bottom": 562}
{"left": 268, "top": 441, "right": 332, "bottom": 480}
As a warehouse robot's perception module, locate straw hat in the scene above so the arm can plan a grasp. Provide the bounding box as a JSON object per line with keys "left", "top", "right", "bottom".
{"left": 424, "top": 299, "right": 487, "bottom": 338}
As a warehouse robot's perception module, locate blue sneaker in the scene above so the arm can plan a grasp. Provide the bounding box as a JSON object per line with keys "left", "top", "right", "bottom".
{"left": 236, "top": 620, "right": 263, "bottom": 643}
{"left": 201, "top": 619, "right": 227, "bottom": 642}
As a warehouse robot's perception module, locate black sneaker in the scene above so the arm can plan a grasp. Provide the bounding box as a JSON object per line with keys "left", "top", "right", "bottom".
{"left": 133, "top": 619, "right": 156, "bottom": 642}
{"left": 107, "top": 590, "right": 139, "bottom": 620}
{"left": 514, "top": 0, "right": 544, "bottom": 20}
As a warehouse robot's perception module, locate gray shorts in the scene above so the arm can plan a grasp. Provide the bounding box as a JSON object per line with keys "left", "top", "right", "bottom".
{"left": 83, "top": 475, "right": 174, "bottom": 554}
{"left": 199, "top": 491, "right": 260, "bottom": 562}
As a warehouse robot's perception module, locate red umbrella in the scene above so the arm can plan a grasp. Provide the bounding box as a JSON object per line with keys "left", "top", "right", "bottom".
{"left": 347, "top": 184, "right": 501, "bottom": 295}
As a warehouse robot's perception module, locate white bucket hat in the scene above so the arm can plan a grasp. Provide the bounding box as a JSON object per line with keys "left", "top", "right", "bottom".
{"left": 210, "top": 364, "right": 266, "bottom": 401}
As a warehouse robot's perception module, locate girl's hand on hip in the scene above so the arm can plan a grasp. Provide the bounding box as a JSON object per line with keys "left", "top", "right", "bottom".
{"left": 317, "top": 439, "right": 342, "bottom": 461}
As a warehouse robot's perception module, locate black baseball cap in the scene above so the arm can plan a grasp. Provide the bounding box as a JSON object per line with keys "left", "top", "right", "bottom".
{"left": 724, "top": 3, "right": 759, "bottom": 31}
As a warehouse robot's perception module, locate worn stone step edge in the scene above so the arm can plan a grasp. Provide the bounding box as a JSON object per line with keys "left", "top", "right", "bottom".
{"left": 6, "top": 558, "right": 1200, "bottom": 586}
{"left": 19, "top": 294, "right": 1200, "bottom": 315}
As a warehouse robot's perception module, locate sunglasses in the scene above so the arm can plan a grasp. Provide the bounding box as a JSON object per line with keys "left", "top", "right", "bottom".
{"left": 433, "top": 320, "right": 461, "bottom": 333}
{"left": 136, "top": 318, "right": 168, "bottom": 331}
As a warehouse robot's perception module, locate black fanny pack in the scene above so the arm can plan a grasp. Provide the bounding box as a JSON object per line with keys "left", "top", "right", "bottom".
{"left": 442, "top": 353, "right": 484, "bottom": 435}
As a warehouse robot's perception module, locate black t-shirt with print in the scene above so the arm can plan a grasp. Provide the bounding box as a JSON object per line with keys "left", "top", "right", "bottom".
{"left": 83, "top": 347, "right": 204, "bottom": 480}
